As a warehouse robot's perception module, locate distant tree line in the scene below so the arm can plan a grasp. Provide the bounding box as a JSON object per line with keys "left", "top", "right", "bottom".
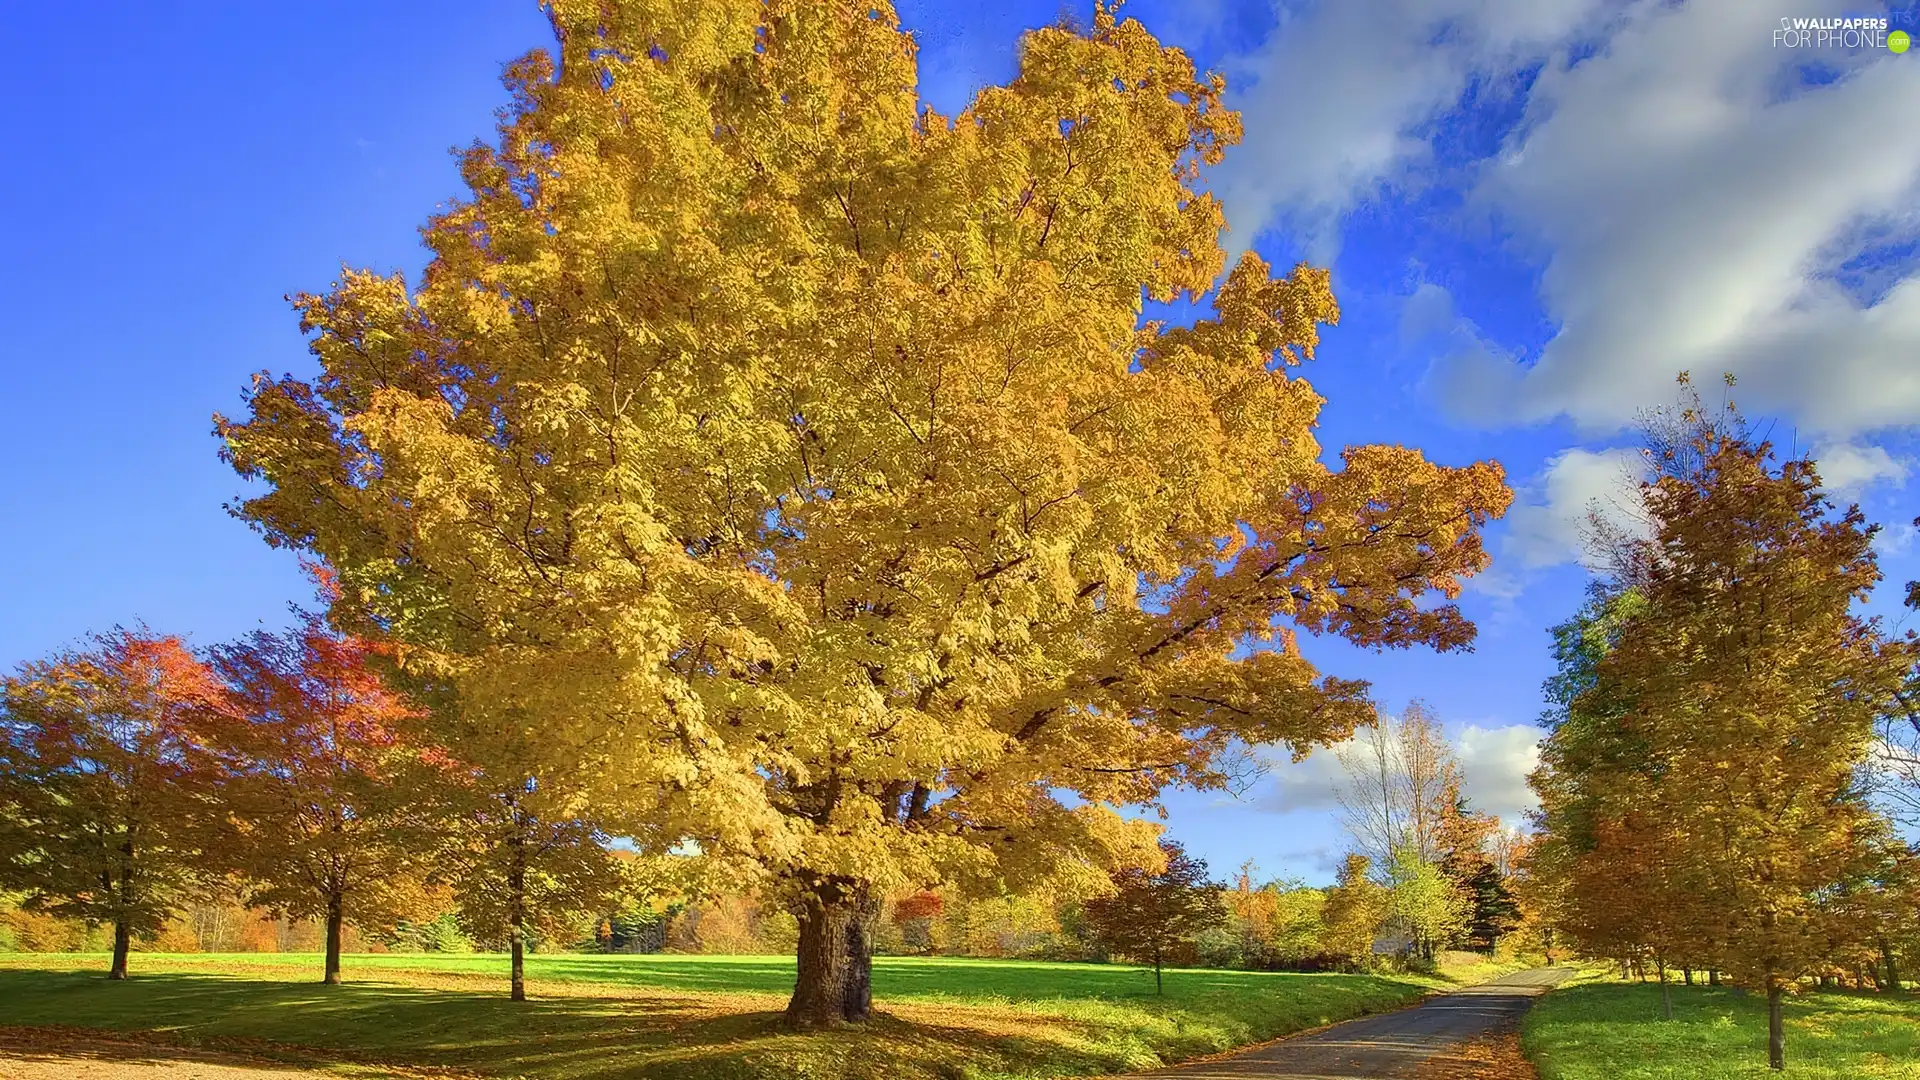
{"left": 0, "top": 590, "right": 1541, "bottom": 992}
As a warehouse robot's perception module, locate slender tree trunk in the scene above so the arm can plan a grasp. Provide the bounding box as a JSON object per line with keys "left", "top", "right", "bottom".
{"left": 1155, "top": 945, "right": 1165, "bottom": 996}
{"left": 1766, "top": 978, "right": 1785, "bottom": 1071}
{"left": 108, "top": 918, "right": 132, "bottom": 980}
{"left": 784, "top": 879, "right": 877, "bottom": 1028}
{"left": 1683, "top": 967, "right": 1693, "bottom": 985}
{"left": 510, "top": 930, "right": 525, "bottom": 1001}
{"left": 109, "top": 838, "right": 136, "bottom": 980}
{"left": 508, "top": 831, "right": 527, "bottom": 1003}
{"left": 1658, "top": 958, "right": 1672, "bottom": 1020}
{"left": 323, "top": 890, "right": 344, "bottom": 985}
{"left": 1881, "top": 939, "right": 1901, "bottom": 992}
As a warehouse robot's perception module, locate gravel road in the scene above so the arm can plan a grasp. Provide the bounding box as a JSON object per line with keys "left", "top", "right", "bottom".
{"left": 1139, "top": 968, "right": 1575, "bottom": 1078}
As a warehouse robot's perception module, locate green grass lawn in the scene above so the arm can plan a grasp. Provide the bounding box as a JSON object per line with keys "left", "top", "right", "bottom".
{"left": 1523, "top": 981, "right": 1920, "bottom": 1079}
{"left": 0, "top": 951, "right": 1487, "bottom": 1080}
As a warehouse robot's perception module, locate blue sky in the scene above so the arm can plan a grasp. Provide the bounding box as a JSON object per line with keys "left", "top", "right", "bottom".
{"left": 2, "top": 0, "right": 1916, "bottom": 885}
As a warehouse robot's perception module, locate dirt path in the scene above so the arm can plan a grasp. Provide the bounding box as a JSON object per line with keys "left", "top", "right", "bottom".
{"left": 1139, "top": 968, "right": 1575, "bottom": 1078}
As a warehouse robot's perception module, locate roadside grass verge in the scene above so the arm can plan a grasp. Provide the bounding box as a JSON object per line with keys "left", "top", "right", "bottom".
{"left": 1523, "top": 981, "right": 1920, "bottom": 1080}
{"left": 0, "top": 953, "right": 1459, "bottom": 1080}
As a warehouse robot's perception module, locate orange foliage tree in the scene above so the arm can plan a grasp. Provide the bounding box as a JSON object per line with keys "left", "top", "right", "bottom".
{"left": 1532, "top": 392, "right": 1913, "bottom": 1069}
{"left": 1317, "top": 853, "right": 1388, "bottom": 970}
{"left": 0, "top": 629, "right": 232, "bottom": 978}
{"left": 892, "top": 890, "right": 943, "bottom": 954}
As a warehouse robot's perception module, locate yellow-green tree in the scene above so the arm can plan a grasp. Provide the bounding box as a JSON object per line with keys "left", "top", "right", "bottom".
{"left": 1320, "top": 853, "right": 1390, "bottom": 970}
{"left": 215, "top": 0, "right": 1508, "bottom": 1025}
{"left": 1383, "top": 842, "right": 1467, "bottom": 962}
{"left": 433, "top": 765, "right": 634, "bottom": 1001}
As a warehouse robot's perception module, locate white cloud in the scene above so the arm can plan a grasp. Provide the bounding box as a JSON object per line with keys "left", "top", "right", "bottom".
{"left": 1399, "top": 281, "right": 1459, "bottom": 342}
{"left": 1260, "top": 743, "right": 1348, "bottom": 814}
{"left": 1815, "top": 442, "right": 1909, "bottom": 497}
{"left": 1213, "top": 0, "right": 1606, "bottom": 256}
{"left": 1210, "top": 1, "right": 1920, "bottom": 441}
{"left": 1258, "top": 721, "right": 1543, "bottom": 829}
{"left": 1455, "top": 723, "right": 1542, "bottom": 826}
{"left": 1502, "top": 447, "right": 1648, "bottom": 568}
{"left": 1437, "top": 0, "right": 1920, "bottom": 438}
{"left": 1874, "top": 519, "right": 1917, "bottom": 560}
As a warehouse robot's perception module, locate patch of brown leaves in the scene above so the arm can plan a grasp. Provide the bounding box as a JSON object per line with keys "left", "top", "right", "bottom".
{"left": 1411, "top": 1032, "right": 1541, "bottom": 1080}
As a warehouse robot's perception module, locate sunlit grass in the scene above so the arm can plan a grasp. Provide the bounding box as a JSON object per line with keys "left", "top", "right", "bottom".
{"left": 0, "top": 952, "right": 1487, "bottom": 1079}
{"left": 1523, "top": 982, "right": 1920, "bottom": 1080}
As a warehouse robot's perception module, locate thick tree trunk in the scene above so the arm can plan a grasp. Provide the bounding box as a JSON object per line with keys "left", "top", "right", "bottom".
{"left": 1766, "top": 979, "right": 1785, "bottom": 1071}
{"left": 1683, "top": 967, "right": 1693, "bottom": 986}
{"left": 509, "top": 831, "right": 527, "bottom": 1002}
{"left": 1709, "top": 969, "right": 1721, "bottom": 987}
{"left": 108, "top": 918, "right": 132, "bottom": 980}
{"left": 323, "top": 891, "right": 344, "bottom": 985}
{"left": 1881, "top": 939, "right": 1902, "bottom": 992}
{"left": 784, "top": 880, "right": 878, "bottom": 1028}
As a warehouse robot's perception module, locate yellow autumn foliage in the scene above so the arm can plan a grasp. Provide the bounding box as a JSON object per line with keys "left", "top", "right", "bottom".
{"left": 216, "top": 0, "right": 1509, "bottom": 1019}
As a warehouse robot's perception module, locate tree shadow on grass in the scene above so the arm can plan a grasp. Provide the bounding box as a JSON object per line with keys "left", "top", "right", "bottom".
{"left": 0, "top": 969, "right": 1136, "bottom": 1080}
{"left": 0, "top": 1025, "right": 336, "bottom": 1072}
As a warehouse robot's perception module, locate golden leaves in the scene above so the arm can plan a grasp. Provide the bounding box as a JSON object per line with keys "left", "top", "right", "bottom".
{"left": 217, "top": 0, "right": 1509, "bottom": 906}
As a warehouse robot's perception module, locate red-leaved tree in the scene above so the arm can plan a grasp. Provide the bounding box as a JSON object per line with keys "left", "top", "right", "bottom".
{"left": 210, "top": 597, "right": 445, "bottom": 985}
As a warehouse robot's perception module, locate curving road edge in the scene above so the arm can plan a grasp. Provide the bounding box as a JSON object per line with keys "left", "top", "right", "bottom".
{"left": 1139, "top": 967, "right": 1576, "bottom": 1078}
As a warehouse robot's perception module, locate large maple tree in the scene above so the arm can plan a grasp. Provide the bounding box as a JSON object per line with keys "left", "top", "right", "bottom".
{"left": 216, "top": 0, "right": 1509, "bottom": 1023}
